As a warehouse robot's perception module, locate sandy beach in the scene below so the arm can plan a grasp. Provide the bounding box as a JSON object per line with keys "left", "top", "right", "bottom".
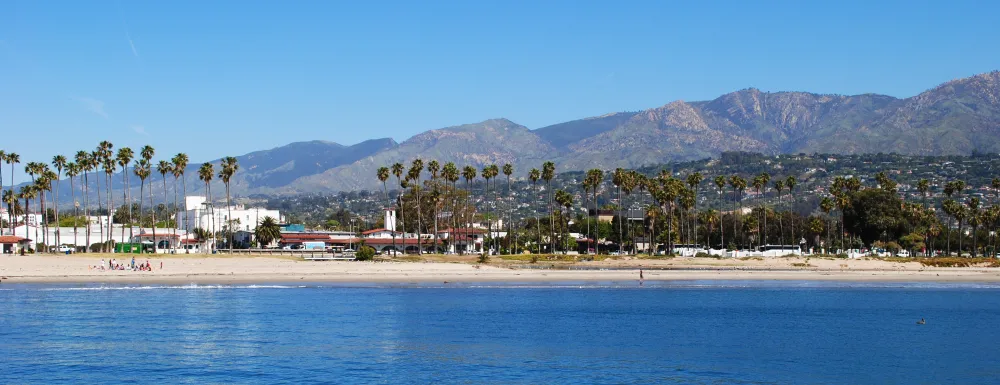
{"left": 2, "top": 253, "right": 1000, "bottom": 284}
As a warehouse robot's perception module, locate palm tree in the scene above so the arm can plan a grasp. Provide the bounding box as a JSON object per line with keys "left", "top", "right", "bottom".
{"left": 542, "top": 161, "right": 556, "bottom": 253}
{"left": 711, "top": 175, "right": 726, "bottom": 249}
{"left": 376, "top": 166, "right": 394, "bottom": 255}
{"left": 157, "top": 161, "right": 172, "bottom": 251}
{"left": 820, "top": 197, "right": 834, "bottom": 254}
{"left": 133, "top": 160, "right": 150, "bottom": 248}
{"left": 686, "top": 172, "right": 703, "bottom": 246}
{"left": 99, "top": 143, "right": 115, "bottom": 250}
{"left": 582, "top": 174, "right": 594, "bottom": 253}
{"left": 51, "top": 155, "right": 67, "bottom": 246}
{"left": 255, "top": 216, "right": 281, "bottom": 247}
{"left": 774, "top": 179, "right": 785, "bottom": 245}
{"left": 391, "top": 163, "right": 405, "bottom": 245}
{"left": 461, "top": 165, "right": 477, "bottom": 254}
{"left": 758, "top": 173, "right": 770, "bottom": 246}
{"left": 408, "top": 159, "right": 425, "bottom": 255}
{"left": 785, "top": 176, "right": 797, "bottom": 247}
{"left": 622, "top": 171, "right": 638, "bottom": 254}
{"left": 554, "top": 189, "right": 573, "bottom": 254}
{"left": 428, "top": 160, "right": 441, "bottom": 253}
{"left": 37, "top": 169, "right": 56, "bottom": 249}
{"left": 171, "top": 154, "right": 189, "bottom": 242}
{"left": 66, "top": 162, "right": 80, "bottom": 250}
{"left": 528, "top": 168, "right": 541, "bottom": 254}
{"left": 612, "top": 168, "right": 625, "bottom": 253}
{"left": 19, "top": 186, "right": 36, "bottom": 253}
{"left": 198, "top": 163, "right": 215, "bottom": 250}
{"left": 24, "top": 162, "right": 44, "bottom": 247}
{"left": 729, "top": 175, "right": 747, "bottom": 249}
{"left": 481, "top": 164, "right": 498, "bottom": 257}
{"left": 588, "top": 169, "right": 604, "bottom": 253}
{"left": 967, "top": 197, "right": 982, "bottom": 257}
{"left": 116, "top": 147, "right": 135, "bottom": 240}
{"left": 219, "top": 156, "right": 239, "bottom": 253}
{"left": 74, "top": 151, "right": 91, "bottom": 252}
{"left": 443, "top": 162, "right": 459, "bottom": 253}
{"left": 703, "top": 209, "right": 719, "bottom": 247}
{"left": 502, "top": 163, "right": 513, "bottom": 254}
{"left": 4, "top": 152, "right": 18, "bottom": 235}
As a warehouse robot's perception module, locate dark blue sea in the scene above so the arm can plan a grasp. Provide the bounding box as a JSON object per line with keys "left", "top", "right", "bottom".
{"left": 2, "top": 281, "right": 1000, "bottom": 384}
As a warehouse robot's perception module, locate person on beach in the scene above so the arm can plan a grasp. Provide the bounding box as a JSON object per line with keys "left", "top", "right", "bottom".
{"left": 639, "top": 268, "right": 644, "bottom": 285}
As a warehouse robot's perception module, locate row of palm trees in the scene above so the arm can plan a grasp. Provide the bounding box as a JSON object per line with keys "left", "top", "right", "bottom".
{"left": 1, "top": 144, "right": 239, "bottom": 253}
{"left": 371, "top": 159, "right": 1000, "bottom": 257}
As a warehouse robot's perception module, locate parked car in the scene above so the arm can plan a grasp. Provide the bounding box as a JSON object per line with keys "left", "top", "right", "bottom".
{"left": 57, "top": 245, "right": 74, "bottom": 253}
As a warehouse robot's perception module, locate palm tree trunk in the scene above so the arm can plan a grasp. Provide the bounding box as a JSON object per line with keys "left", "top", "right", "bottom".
{"left": 151, "top": 178, "right": 157, "bottom": 253}
{"left": 71, "top": 175, "right": 77, "bottom": 250}
{"left": 173, "top": 176, "right": 178, "bottom": 252}
{"left": 226, "top": 183, "right": 233, "bottom": 253}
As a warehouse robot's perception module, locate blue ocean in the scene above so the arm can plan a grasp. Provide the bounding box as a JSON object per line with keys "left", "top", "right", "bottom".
{"left": 2, "top": 281, "right": 999, "bottom": 384}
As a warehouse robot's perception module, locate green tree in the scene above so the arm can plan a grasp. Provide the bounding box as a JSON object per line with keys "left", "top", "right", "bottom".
{"left": 529, "top": 168, "right": 541, "bottom": 253}
{"left": 198, "top": 162, "right": 215, "bottom": 249}
{"left": 219, "top": 156, "right": 239, "bottom": 252}
{"left": 254, "top": 216, "right": 281, "bottom": 247}
{"left": 542, "top": 161, "right": 556, "bottom": 253}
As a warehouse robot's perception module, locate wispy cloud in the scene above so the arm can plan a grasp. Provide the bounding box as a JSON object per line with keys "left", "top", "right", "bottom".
{"left": 126, "top": 32, "right": 138, "bottom": 57}
{"left": 132, "top": 125, "right": 148, "bottom": 136}
{"left": 75, "top": 97, "right": 108, "bottom": 118}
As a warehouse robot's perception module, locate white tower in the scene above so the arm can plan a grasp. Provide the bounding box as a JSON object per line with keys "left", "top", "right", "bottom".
{"left": 384, "top": 209, "right": 397, "bottom": 232}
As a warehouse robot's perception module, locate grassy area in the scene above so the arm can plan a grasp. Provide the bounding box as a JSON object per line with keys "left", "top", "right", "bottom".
{"left": 916, "top": 257, "right": 1000, "bottom": 268}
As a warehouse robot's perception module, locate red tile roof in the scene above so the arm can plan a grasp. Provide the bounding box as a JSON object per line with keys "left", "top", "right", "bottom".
{"left": 0, "top": 235, "right": 29, "bottom": 243}
{"left": 280, "top": 233, "right": 332, "bottom": 241}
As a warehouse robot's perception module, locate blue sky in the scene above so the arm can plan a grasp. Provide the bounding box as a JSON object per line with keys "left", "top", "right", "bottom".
{"left": 1, "top": 0, "right": 998, "bottom": 180}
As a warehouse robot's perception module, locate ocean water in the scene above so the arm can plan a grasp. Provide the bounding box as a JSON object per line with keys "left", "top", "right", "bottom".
{"left": 2, "top": 281, "right": 999, "bottom": 384}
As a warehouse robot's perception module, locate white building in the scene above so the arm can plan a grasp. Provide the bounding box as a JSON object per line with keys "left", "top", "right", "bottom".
{"left": 175, "top": 196, "right": 282, "bottom": 234}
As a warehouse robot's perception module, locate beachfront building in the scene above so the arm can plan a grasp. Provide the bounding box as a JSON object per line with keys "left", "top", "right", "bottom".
{"left": 0, "top": 235, "right": 31, "bottom": 254}
{"left": 11, "top": 224, "right": 188, "bottom": 252}
{"left": 175, "top": 196, "right": 282, "bottom": 235}
{"left": 437, "top": 228, "right": 485, "bottom": 254}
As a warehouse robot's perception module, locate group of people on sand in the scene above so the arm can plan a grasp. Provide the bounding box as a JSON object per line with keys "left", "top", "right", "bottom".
{"left": 93, "top": 257, "right": 156, "bottom": 272}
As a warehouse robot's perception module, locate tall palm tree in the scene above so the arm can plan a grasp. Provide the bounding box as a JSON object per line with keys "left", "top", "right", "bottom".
{"left": 757, "top": 173, "right": 770, "bottom": 246}
{"left": 774, "top": 179, "right": 785, "bottom": 245}
{"left": 480, "top": 165, "right": 492, "bottom": 256}
{"left": 51, "top": 155, "right": 67, "bottom": 246}
{"left": 219, "top": 156, "right": 239, "bottom": 253}
{"left": 377, "top": 166, "right": 393, "bottom": 254}
{"left": 728, "top": 175, "right": 746, "bottom": 249}
{"left": 391, "top": 163, "right": 405, "bottom": 245}
{"left": 408, "top": 159, "right": 425, "bottom": 255}
{"left": 820, "top": 197, "right": 834, "bottom": 253}
{"left": 443, "top": 162, "right": 459, "bottom": 253}
{"left": 25, "top": 162, "right": 44, "bottom": 246}
{"left": 582, "top": 174, "right": 594, "bottom": 253}
{"left": 622, "top": 171, "right": 638, "bottom": 254}
{"left": 785, "top": 176, "right": 797, "bottom": 247}
{"left": 588, "top": 169, "right": 604, "bottom": 253}
{"left": 116, "top": 147, "right": 135, "bottom": 240}
{"left": 38, "top": 169, "right": 56, "bottom": 249}
{"left": 713, "top": 175, "right": 727, "bottom": 249}
{"left": 528, "top": 168, "right": 541, "bottom": 254}
{"left": 66, "top": 162, "right": 80, "bottom": 250}
{"left": 967, "top": 197, "right": 982, "bottom": 257}
{"left": 686, "top": 172, "right": 703, "bottom": 246}
{"left": 612, "top": 168, "right": 625, "bottom": 253}
{"left": 541, "top": 161, "right": 555, "bottom": 253}
{"left": 133, "top": 160, "right": 150, "bottom": 248}
{"left": 502, "top": 163, "right": 513, "bottom": 254}
{"left": 428, "top": 160, "right": 440, "bottom": 253}
{"left": 172, "top": 153, "right": 190, "bottom": 238}
{"left": 4, "top": 152, "right": 19, "bottom": 235}
{"left": 461, "top": 165, "right": 477, "bottom": 254}
{"left": 198, "top": 163, "right": 215, "bottom": 249}
{"left": 554, "top": 189, "right": 573, "bottom": 254}
{"left": 19, "top": 186, "right": 36, "bottom": 253}
{"left": 74, "top": 151, "right": 91, "bottom": 251}
{"left": 157, "top": 160, "right": 172, "bottom": 252}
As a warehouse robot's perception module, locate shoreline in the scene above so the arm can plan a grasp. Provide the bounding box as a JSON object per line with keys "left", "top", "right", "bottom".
{"left": 3, "top": 254, "right": 1000, "bottom": 285}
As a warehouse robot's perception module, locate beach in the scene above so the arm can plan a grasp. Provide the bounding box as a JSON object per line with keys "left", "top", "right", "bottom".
{"left": 3, "top": 254, "right": 1000, "bottom": 284}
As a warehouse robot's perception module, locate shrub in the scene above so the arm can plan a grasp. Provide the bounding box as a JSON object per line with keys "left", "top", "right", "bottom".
{"left": 355, "top": 246, "right": 376, "bottom": 261}
{"left": 477, "top": 254, "right": 489, "bottom": 264}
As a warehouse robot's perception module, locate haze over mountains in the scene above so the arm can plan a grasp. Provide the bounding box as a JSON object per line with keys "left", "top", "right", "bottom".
{"left": 36, "top": 71, "right": 1000, "bottom": 197}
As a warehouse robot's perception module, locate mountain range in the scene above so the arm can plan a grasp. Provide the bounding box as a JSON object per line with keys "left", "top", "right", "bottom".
{"left": 34, "top": 70, "right": 1000, "bottom": 198}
